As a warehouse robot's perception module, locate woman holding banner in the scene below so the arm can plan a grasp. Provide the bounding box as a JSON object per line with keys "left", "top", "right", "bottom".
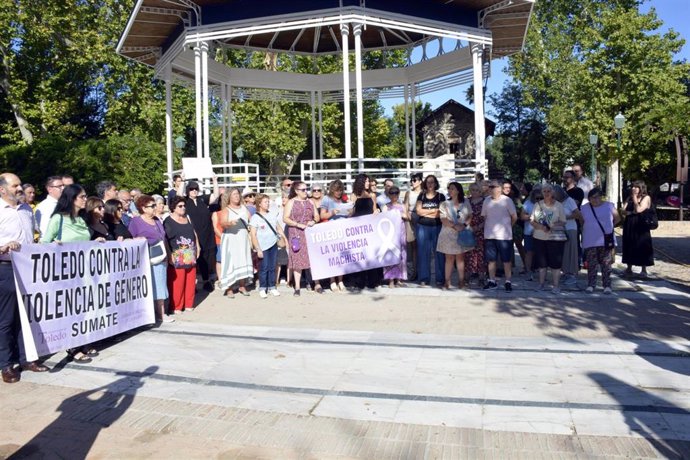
{"left": 164, "top": 196, "right": 200, "bottom": 312}
{"left": 130, "top": 195, "right": 173, "bottom": 323}
{"left": 283, "top": 181, "right": 319, "bottom": 296}
{"left": 41, "top": 184, "right": 98, "bottom": 363}
{"left": 350, "top": 174, "right": 381, "bottom": 290}
{"left": 86, "top": 197, "right": 112, "bottom": 241}
{"left": 319, "top": 179, "right": 349, "bottom": 292}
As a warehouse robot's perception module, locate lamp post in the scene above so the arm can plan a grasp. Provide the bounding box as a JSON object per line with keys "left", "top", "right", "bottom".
{"left": 589, "top": 133, "right": 598, "bottom": 182}
{"left": 174, "top": 135, "right": 187, "bottom": 151}
{"left": 235, "top": 146, "right": 245, "bottom": 163}
{"left": 614, "top": 112, "right": 626, "bottom": 209}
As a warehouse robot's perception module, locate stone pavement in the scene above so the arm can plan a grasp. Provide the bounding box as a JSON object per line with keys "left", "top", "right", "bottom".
{"left": 1, "top": 271, "right": 690, "bottom": 459}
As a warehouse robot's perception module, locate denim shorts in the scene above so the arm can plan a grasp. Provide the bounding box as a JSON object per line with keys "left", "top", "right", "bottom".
{"left": 523, "top": 234, "right": 534, "bottom": 252}
{"left": 484, "top": 239, "right": 513, "bottom": 262}
{"left": 215, "top": 245, "right": 222, "bottom": 263}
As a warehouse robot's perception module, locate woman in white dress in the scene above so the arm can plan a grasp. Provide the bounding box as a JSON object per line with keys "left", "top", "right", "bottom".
{"left": 218, "top": 188, "right": 253, "bottom": 297}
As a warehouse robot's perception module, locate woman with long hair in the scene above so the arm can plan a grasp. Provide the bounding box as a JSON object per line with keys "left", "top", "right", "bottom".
{"left": 129, "top": 194, "right": 173, "bottom": 323}
{"left": 249, "top": 193, "right": 287, "bottom": 298}
{"left": 404, "top": 173, "right": 423, "bottom": 280}
{"left": 415, "top": 174, "right": 446, "bottom": 287}
{"left": 283, "top": 181, "right": 319, "bottom": 296}
{"left": 622, "top": 180, "right": 654, "bottom": 278}
{"left": 383, "top": 185, "right": 409, "bottom": 288}
{"left": 218, "top": 188, "right": 254, "bottom": 297}
{"left": 349, "top": 174, "right": 381, "bottom": 290}
{"left": 41, "top": 184, "right": 99, "bottom": 363}
{"left": 520, "top": 185, "right": 543, "bottom": 281}
{"left": 103, "top": 199, "right": 132, "bottom": 240}
{"left": 437, "top": 182, "right": 471, "bottom": 289}
{"left": 164, "top": 195, "right": 200, "bottom": 312}
{"left": 86, "top": 196, "right": 112, "bottom": 240}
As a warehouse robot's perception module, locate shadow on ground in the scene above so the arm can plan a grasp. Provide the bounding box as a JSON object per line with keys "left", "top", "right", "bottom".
{"left": 8, "top": 366, "right": 158, "bottom": 459}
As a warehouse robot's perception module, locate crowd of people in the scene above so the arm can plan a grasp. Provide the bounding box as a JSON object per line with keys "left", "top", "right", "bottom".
{"left": 0, "top": 166, "right": 656, "bottom": 382}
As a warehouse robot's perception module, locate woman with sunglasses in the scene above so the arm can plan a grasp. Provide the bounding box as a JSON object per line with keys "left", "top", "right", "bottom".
{"left": 164, "top": 196, "right": 201, "bottom": 313}
{"left": 530, "top": 183, "right": 567, "bottom": 294}
{"left": 130, "top": 195, "right": 173, "bottom": 323}
{"left": 415, "top": 174, "right": 446, "bottom": 287}
{"left": 283, "top": 181, "right": 319, "bottom": 296}
{"left": 41, "top": 184, "right": 99, "bottom": 363}
{"left": 103, "top": 199, "right": 133, "bottom": 240}
{"left": 382, "top": 185, "right": 409, "bottom": 288}
{"left": 85, "top": 197, "right": 113, "bottom": 241}
{"left": 403, "top": 173, "right": 423, "bottom": 280}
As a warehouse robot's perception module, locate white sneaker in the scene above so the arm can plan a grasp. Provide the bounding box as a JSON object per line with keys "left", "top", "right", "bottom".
{"left": 603, "top": 287, "right": 613, "bottom": 295}
{"left": 585, "top": 286, "right": 594, "bottom": 294}
{"left": 259, "top": 290, "right": 268, "bottom": 299}
{"left": 162, "top": 315, "right": 175, "bottom": 323}
{"left": 330, "top": 282, "right": 338, "bottom": 292}
{"left": 270, "top": 288, "right": 280, "bottom": 297}
{"left": 338, "top": 281, "right": 346, "bottom": 291}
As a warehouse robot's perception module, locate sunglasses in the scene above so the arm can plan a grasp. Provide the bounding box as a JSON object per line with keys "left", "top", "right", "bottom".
{"left": 312, "top": 189, "right": 323, "bottom": 192}
{"left": 389, "top": 191, "right": 400, "bottom": 195}
{"left": 297, "top": 188, "right": 308, "bottom": 192}
{"left": 176, "top": 204, "right": 186, "bottom": 208}
{"left": 143, "top": 204, "right": 155, "bottom": 208}
{"left": 187, "top": 188, "right": 199, "bottom": 192}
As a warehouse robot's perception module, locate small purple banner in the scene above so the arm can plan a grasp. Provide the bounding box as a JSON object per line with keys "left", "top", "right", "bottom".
{"left": 305, "top": 211, "right": 403, "bottom": 279}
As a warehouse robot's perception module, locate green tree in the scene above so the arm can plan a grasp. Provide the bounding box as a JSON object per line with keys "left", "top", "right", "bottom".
{"left": 508, "top": 0, "right": 690, "bottom": 183}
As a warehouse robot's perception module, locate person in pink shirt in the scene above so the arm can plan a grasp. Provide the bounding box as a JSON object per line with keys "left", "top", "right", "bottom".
{"left": 480, "top": 180, "right": 517, "bottom": 292}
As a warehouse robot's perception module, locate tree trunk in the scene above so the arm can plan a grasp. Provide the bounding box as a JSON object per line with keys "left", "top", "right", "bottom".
{"left": 0, "top": 45, "right": 34, "bottom": 144}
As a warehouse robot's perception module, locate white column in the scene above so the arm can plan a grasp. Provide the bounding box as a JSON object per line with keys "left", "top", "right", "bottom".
{"left": 228, "top": 85, "right": 233, "bottom": 168}
{"left": 311, "top": 91, "right": 317, "bottom": 160}
{"left": 472, "top": 44, "right": 487, "bottom": 175}
{"left": 165, "top": 66, "right": 174, "bottom": 189}
{"left": 404, "top": 84, "right": 410, "bottom": 158}
{"left": 411, "top": 83, "right": 417, "bottom": 160}
{"left": 353, "top": 23, "right": 365, "bottom": 172}
{"left": 221, "top": 83, "right": 227, "bottom": 165}
{"left": 194, "top": 45, "right": 202, "bottom": 158}
{"left": 341, "top": 23, "right": 351, "bottom": 186}
{"left": 318, "top": 91, "right": 324, "bottom": 162}
{"left": 201, "top": 42, "right": 210, "bottom": 161}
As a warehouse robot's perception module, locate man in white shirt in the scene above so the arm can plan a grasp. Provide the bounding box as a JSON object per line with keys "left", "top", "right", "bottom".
{"left": 377, "top": 178, "right": 394, "bottom": 208}
{"left": 572, "top": 164, "right": 594, "bottom": 201}
{"left": 481, "top": 180, "right": 518, "bottom": 291}
{"left": 0, "top": 173, "right": 49, "bottom": 383}
{"left": 34, "top": 175, "right": 64, "bottom": 239}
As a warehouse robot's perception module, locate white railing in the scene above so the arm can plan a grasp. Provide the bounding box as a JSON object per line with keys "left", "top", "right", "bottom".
{"left": 301, "top": 157, "right": 486, "bottom": 192}
{"left": 167, "top": 163, "right": 261, "bottom": 193}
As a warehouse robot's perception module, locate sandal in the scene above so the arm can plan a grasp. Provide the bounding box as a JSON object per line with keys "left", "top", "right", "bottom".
{"left": 315, "top": 285, "right": 323, "bottom": 294}
{"left": 82, "top": 347, "right": 99, "bottom": 357}
{"left": 224, "top": 289, "right": 235, "bottom": 298}
{"left": 238, "top": 289, "right": 250, "bottom": 297}
{"left": 67, "top": 349, "right": 92, "bottom": 363}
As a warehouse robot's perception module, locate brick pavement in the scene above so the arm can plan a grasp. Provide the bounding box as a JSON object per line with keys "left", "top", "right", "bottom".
{"left": 1, "top": 269, "right": 689, "bottom": 459}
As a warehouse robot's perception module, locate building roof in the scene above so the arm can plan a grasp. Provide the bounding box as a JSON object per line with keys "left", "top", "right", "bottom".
{"left": 118, "top": 0, "right": 534, "bottom": 67}
{"left": 416, "top": 99, "right": 496, "bottom": 136}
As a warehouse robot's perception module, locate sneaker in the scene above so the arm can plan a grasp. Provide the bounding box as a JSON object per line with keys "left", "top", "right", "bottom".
{"left": 585, "top": 286, "right": 594, "bottom": 294}
{"left": 161, "top": 315, "right": 175, "bottom": 323}
{"left": 504, "top": 281, "right": 512, "bottom": 292}
{"left": 526, "top": 272, "right": 534, "bottom": 281}
{"left": 259, "top": 290, "right": 268, "bottom": 299}
{"left": 330, "top": 282, "right": 338, "bottom": 292}
{"left": 562, "top": 275, "right": 577, "bottom": 286}
{"left": 482, "top": 281, "right": 498, "bottom": 290}
{"left": 536, "top": 283, "right": 546, "bottom": 292}
{"left": 603, "top": 287, "right": 613, "bottom": 295}
{"left": 551, "top": 287, "right": 561, "bottom": 295}
{"left": 338, "top": 281, "right": 346, "bottom": 291}
{"left": 270, "top": 288, "right": 281, "bottom": 297}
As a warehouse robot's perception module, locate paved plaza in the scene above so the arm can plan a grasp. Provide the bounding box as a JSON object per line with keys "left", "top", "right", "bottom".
{"left": 1, "top": 263, "right": 689, "bottom": 459}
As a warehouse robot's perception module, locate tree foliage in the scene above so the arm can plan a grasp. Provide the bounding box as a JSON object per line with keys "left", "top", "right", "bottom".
{"left": 506, "top": 0, "right": 690, "bottom": 184}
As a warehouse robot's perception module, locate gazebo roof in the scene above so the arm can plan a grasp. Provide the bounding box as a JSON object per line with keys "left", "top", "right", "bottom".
{"left": 118, "top": 0, "right": 534, "bottom": 67}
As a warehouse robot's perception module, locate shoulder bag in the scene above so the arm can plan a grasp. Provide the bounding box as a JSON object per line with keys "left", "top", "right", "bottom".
{"left": 641, "top": 205, "right": 659, "bottom": 231}
{"left": 450, "top": 202, "right": 476, "bottom": 248}
{"left": 589, "top": 204, "right": 615, "bottom": 250}
{"left": 148, "top": 220, "right": 167, "bottom": 265}
{"left": 256, "top": 213, "right": 286, "bottom": 248}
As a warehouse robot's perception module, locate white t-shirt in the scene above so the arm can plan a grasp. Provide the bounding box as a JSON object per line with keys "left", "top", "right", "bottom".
{"left": 481, "top": 195, "right": 517, "bottom": 240}
{"left": 577, "top": 176, "right": 594, "bottom": 202}
{"left": 35, "top": 195, "right": 58, "bottom": 238}
{"left": 531, "top": 200, "right": 566, "bottom": 241}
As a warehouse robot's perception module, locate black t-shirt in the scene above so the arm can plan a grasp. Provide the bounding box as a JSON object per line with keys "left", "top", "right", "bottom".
{"left": 566, "top": 186, "right": 585, "bottom": 208}
{"left": 185, "top": 195, "right": 215, "bottom": 249}
{"left": 416, "top": 192, "right": 446, "bottom": 226}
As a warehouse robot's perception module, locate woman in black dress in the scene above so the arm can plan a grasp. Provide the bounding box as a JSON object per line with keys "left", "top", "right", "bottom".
{"left": 349, "top": 174, "right": 381, "bottom": 289}
{"left": 622, "top": 180, "right": 654, "bottom": 277}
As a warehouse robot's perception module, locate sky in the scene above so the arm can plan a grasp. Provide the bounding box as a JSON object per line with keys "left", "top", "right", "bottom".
{"left": 381, "top": 0, "right": 690, "bottom": 119}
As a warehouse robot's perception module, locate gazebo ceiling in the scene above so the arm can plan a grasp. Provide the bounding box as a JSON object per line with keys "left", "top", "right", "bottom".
{"left": 118, "top": 0, "right": 534, "bottom": 67}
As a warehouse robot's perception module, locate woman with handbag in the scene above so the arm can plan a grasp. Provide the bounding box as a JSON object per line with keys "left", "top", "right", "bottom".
{"left": 249, "top": 194, "right": 286, "bottom": 298}
{"left": 437, "top": 182, "right": 472, "bottom": 289}
{"left": 581, "top": 188, "right": 621, "bottom": 294}
{"left": 218, "top": 188, "right": 254, "bottom": 297}
{"left": 164, "top": 196, "right": 201, "bottom": 312}
{"left": 283, "top": 181, "right": 319, "bottom": 296}
{"left": 622, "top": 180, "right": 654, "bottom": 278}
{"left": 129, "top": 195, "right": 173, "bottom": 323}
{"left": 530, "top": 184, "right": 567, "bottom": 294}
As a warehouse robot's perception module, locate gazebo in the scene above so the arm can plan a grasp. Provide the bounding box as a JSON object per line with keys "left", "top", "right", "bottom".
{"left": 117, "top": 0, "right": 535, "bottom": 186}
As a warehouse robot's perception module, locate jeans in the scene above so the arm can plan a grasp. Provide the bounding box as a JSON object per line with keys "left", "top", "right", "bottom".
{"left": 259, "top": 244, "right": 278, "bottom": 290}
{"left": 416, "top": 224, "right": 444, "bottom": 285}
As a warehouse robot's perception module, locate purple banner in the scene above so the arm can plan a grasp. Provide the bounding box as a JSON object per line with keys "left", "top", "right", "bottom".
{"left": 305, "top": 211, "right": 403, "bottom": 279}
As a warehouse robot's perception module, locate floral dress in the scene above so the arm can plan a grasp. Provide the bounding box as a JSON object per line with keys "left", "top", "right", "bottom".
{"left": 286, "top": 199, "right": 314, "bottom": 270}
{"left": 464, "top": 198, "right": 486, "bottom": 277}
